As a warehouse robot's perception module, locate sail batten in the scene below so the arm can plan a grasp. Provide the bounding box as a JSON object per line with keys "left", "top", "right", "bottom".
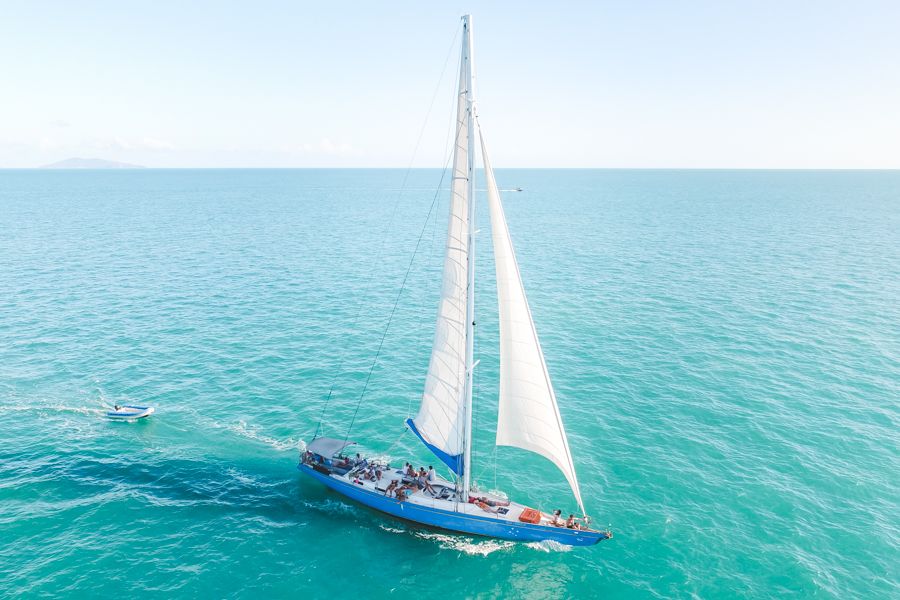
{"left": 479, "top": 125, "right": 586, "bottom": 515}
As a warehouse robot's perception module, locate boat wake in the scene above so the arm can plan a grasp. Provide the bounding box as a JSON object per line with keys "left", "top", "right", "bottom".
{"left": 303, "top": 498, "right": 358, "bottom": 516}
{"left": 376, "top": 524, "right": 574, "bottom": 555}
{"left": 204, "top": 418, "right": 306, "bottom": 452}
{"left": 0, "top": 402, "right": 103, "bottom": 416}
{"left": 525, "top": 539, "right": 574, "bottom": 553}
{"left": 412, "top": 531, "right": 515, "bottom": 556}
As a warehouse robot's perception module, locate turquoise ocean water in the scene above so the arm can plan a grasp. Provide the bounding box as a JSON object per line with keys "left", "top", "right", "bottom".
{"left": 1, "top": 169, "right": 898, "bottom": 598}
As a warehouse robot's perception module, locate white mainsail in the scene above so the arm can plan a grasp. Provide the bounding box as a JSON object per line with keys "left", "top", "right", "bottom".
{"left": 479, "top": 126, "right": 586, "bottom": 515}
{"left": 408, "top": 18, "right": 473, "bottom": 475}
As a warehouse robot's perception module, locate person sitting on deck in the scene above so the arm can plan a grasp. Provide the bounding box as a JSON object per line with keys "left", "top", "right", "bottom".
{"left": 374, "top": 464, "right": 383, "bottom": 481}
{"left": 405, "top": 463, "right": 417, "bottom": 478}
{"left": 418, "top": 468, "right": 436, "bottom": 496}
{"left": 565, "top": 514, "right": 581, "bottom": 529}
{"left": 354, "top": 453, "right": 367, "bottom": 468}
{"left": 427, "top": 466, "right": 436, "bottom": 483}
{"left": 550, "top": 509, "right": 563, "bottom": 526}
{"left": 384, "top": 480, "right": 398, "bottom": 496}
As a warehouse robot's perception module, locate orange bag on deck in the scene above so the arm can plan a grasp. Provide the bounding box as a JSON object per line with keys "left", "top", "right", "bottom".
{"left": 518, "top": 508, "right": 541, "bottom": 524}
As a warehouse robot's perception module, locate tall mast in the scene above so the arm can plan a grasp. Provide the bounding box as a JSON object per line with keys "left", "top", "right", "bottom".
{"left": 461, "top": 13, "right": 476, "bottom": 501}
{"left": 406, "top": 13, "right": 474, "bottom": 481}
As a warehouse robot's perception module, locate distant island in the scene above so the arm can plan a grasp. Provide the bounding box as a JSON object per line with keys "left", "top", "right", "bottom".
{"left": 40, "top": 157, "right": 146, "bottom": 169}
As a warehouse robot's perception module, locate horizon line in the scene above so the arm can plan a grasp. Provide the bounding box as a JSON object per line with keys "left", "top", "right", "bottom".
{"left": 5, "top": 166, "right": 900, "bottom": 171}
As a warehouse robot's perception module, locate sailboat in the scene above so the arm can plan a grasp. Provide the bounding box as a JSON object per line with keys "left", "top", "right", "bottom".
{"left": 299, "top": 15, "right": 610, "bottom": 547}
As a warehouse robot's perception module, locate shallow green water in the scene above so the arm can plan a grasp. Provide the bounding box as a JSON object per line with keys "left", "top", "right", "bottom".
{"left": 1, "top": 169, "right": 898, "bottom": 598}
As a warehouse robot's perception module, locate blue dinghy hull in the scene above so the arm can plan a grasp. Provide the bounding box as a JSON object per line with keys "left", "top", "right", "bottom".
{"left": 299, "top": 464, "right": 609, "bottom": 547}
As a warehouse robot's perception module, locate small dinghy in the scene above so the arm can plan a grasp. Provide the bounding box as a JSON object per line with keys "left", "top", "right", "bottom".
{"left": 107, "top": 405, "right": 155, "bottom": 420}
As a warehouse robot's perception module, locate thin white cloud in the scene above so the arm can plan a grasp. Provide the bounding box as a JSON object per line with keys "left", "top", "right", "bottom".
{"left": 281, "top": 137, "right": 361, "bottom": 157}
{"left": 88, "top": 136, "right": 176, "bottom": 151}
{"left": 138, "top": 137, "right": 176, "bottom": 150}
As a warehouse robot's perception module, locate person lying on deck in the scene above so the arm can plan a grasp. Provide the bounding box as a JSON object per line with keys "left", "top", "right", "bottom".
{"left": 397, "top": 483, "right": 416, "bottom": 501}
{"left": 474, "top": 499, "right": 499, "bottom": 513}
{"left": 475, "top": 496, "right": 510, "bottom": 508}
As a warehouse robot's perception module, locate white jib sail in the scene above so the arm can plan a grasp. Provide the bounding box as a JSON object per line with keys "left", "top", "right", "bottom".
{"left": 410, "top": 30, "right": 471, "bottom": 468}
{"left": 479, "top": 126, "right": 586, "bottom": 515}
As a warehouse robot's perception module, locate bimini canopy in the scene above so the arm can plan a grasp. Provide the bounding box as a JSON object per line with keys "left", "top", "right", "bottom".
{"left": 308, "top": 437, "right": 356, "bottom": 458}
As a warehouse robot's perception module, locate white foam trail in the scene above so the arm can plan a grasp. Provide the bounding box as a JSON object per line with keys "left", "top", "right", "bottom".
{"left": 205, "top": 418, "right": 307, "bottom": 452}
{"left": 225, "top": 467, "right": 262, "bottom": 487}
{"left": 377, "top": 523, "right": 574, "bottom": 554}
{"left": 412, "top": 531, "right": 516, "bottom": 556}
{"left": 378, "top": 525, "right": 407, "bottom": 534}
{"left": 302, "top": 498, "right": 357, "bottom": 516}
{"left": 524, "top": 539, "right": 573, "bottom": 553}
{"left": 0, "top": 403, "right": 103, "bottom": 416}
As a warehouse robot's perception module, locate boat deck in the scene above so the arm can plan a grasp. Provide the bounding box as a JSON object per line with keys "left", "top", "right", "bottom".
{"left": 310, "top": 458, "right": 586, "bottom": 531}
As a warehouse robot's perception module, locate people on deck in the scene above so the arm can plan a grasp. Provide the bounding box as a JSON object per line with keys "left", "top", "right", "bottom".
{"left": 397, "top": 482, "right": 417, "bottom": 501}
{"left": 405, "top": 463, "right": 417, "bottom": 478}
{"left": 565, "top": 514, "right": 581, "bottom": 529}
{"left": 384, "top": 480, "right": 398, "bottom": 496}
{"left": 474, "top": 498, "right": 499, "bottom": 513}
{"left": 427, "top": 466, "right": 435, "bottom": 483}
{"left": 418, "top": 468, "right": 436, "bottom": 496}
{"left": 550, "top": 509, "right": 563, "bottom": 526}
{"left": 400, "top": 487, "right": 411, "bottom": 501}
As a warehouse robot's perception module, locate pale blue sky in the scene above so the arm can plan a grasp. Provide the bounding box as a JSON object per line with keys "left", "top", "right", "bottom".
{"left": 1, "top": 1, "right": 898, "bottom": 168}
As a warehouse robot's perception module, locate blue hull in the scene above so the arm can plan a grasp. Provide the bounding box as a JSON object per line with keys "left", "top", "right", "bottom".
{"left": 299, "top": 464, "right": 609, "bottom": 547}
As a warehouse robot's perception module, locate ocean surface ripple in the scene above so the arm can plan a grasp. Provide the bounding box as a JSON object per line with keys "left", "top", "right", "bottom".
{"left": 1, "top": 169, "right": 898, "bottom": 598}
